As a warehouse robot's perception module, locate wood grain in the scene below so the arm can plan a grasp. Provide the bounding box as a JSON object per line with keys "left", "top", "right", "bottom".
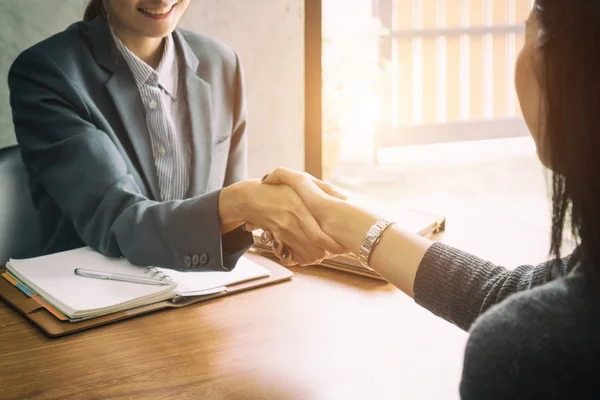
{"left": 0, "top": 196, "right": 548, "bottom": 400}
{"left": 0, "top": 260, "right": 467, "bottom": 400}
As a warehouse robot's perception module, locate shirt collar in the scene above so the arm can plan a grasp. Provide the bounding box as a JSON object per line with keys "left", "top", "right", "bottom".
{"left": 109, "top": 26, "right": 179, "bottom": 99}
{"left": 157, "top": 35, "right": 178, "bottom": 99}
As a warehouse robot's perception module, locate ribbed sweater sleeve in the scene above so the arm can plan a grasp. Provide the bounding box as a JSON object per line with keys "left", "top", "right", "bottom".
{"left": 413, "top": 242, "right": 574, "bottom": 331}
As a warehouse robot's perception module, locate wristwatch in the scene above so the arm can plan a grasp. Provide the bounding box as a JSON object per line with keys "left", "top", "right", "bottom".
{"left": 358, "top": 218, "right": 393, "bottom": 269}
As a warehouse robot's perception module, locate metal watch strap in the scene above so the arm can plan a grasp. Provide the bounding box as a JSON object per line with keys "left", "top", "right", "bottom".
{"left": 358, "top": 218, "right": 393, "bottom": 268}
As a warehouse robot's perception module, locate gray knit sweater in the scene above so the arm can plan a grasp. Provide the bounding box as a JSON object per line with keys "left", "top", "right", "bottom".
{"left": 414, "top": 242, "right": 600, "bottom": 399}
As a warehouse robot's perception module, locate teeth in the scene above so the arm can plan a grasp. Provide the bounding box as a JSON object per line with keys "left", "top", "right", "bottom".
{"left": 141, "top": 4, "right": 175, "bottom": 15}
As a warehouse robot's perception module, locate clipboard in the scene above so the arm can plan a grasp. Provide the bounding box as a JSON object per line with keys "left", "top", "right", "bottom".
{"left": 0, "top": 253, "right": 293, "bottom": 337}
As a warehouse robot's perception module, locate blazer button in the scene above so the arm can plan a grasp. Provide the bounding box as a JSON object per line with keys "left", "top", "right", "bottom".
{"left": 183, "top": 255, "right": 192, "bottom": 269}
{"left": 191, "top": 253, "right": 200, "bottom": 267}
{"left": 199, "top": 253, "right": 209, "bottom": 265}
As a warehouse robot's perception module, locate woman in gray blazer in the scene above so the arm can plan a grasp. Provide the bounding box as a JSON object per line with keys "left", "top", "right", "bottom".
{"left": 8, "top": 0, "right": 343, "bottom": 271}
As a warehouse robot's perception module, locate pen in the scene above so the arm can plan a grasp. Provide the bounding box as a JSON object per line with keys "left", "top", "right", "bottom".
{"left": 74, "top": 268, "right": 172, "bottom": 286}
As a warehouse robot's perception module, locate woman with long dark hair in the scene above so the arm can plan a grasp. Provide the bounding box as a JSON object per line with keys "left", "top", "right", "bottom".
{"left": 8, "top": 0, "right": 344, "bottom": 270}
{"left": 262, "top": 2, "right": 600, "bottom": 397}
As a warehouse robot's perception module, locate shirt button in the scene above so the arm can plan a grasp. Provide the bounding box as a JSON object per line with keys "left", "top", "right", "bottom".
{"left": 158, "top": 146, "right": 166, "bottom": 156}
{"left": 183, "top": 255, "right": 192, "bottom": 269}
{"left": 199, "top": 253, "right": 209, "bottom": 265}
{"left": 149, "top": 99, "right": 158, "bottom": 109}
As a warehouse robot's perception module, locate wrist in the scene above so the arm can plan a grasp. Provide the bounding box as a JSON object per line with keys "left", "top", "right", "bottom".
{"left": 322, "top": 200, "right": 378, "bottom": 254}
{"left": 218, "top": 180, "right": 257, "bottom": 228}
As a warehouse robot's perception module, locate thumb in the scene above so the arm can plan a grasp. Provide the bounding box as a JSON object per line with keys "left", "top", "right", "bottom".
{"left": 262, "top": 167, "right": 305, "bottom": 190}
{"left": 242, "top": 223, "right": 260, "bottom": 232}
{"left": 264, "top": 168, "right": 328, "bottom": 203}
{"left": 313, "top": 180, "right": 347, "bottom": 200}
{"left": 264, "top": 168, "right": 348, "bottom": 201}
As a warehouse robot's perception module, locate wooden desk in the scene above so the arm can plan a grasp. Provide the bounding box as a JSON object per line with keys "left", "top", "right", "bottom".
{"left": 0, "top": 200, "right": 551, "bottom": 400}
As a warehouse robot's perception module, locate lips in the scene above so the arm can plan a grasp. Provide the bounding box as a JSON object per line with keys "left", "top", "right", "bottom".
{"left": 138, "top": 1, "right": 179, "bottom": 17}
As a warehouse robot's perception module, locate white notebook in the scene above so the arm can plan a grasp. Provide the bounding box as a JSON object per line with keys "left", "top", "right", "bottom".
{"left": 6, "top": 247, "right": 270, "bottom": 320}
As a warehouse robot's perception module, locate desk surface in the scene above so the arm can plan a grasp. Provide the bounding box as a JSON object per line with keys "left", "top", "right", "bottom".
{"left": 0, "top": 197, "right": 552, "bottom": 400}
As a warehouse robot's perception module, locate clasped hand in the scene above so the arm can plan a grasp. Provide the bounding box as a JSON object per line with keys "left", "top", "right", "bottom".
{"left": 240, "top": 168, "right": 348, "bottom": 266}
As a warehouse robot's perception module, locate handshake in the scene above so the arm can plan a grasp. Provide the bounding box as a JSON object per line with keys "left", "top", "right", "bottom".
{"left": 222, "top": 167, "right": 351, "bottom": 267}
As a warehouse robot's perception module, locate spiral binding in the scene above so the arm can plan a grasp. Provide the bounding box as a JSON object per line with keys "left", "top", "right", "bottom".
{"left": 143, "top": 267, "right": 173, "bottom": 283}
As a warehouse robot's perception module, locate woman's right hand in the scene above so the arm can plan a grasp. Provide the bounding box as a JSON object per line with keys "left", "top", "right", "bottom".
{"left": 220, "top": 179, "right": 346, "bottom": 266}
{"left": 259, "top": 168, "right": 352, "bottom": 264}
{"left": 261, "top": 168, "right": 345, "bottom": 226}
{"left": 260, "top": 168, "right": 434, "bottom": 298}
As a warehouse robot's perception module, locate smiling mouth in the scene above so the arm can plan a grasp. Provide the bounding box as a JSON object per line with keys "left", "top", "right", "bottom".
{"left": 138, "top": 1, "right": 180, "bottom": 17}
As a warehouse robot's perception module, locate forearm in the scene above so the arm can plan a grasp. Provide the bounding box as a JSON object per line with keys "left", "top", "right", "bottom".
{"left": 322, "top": 200, "right": 433, "bottom": 297}
{"left": 414, "top": 244, "right": 577, "bottom": 331}
{"left": 101, "top": 187, "right": 252, "bottom": 271}
{"left": 321, "top": 198, "right": 571, "bottom": 329}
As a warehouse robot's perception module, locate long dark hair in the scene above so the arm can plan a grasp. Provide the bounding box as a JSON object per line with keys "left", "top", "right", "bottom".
{"left": 537, "top": 1, "right": 600, "bottom": 281}
{"left": 83, "top": 0, "right": 105, "bottom": 22}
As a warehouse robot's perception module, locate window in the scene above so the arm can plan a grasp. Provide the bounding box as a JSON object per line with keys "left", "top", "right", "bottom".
{"left": 308, "top": 0, "right": 551, "bottom": 255}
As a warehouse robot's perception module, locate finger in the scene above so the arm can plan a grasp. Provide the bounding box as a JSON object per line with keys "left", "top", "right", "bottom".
{"left": 291, "top": 180, "right": 348, "bottom": 255}
{"left": 291, "top": 252, "right": 310, "bottom": 267}
{"left": 290, "top": 210, "right": 328, "bottom": 264}
{"left": 264, "top": 167, "right": 347, "bottom": 201}
{"left": 302, "top": 228, "right": 345, "bottom": 259}
{"left": 312, "top": 179, "right": 347, "bottom": 200}
{"left": 262, "top": 167, "right": 301, "bottom": 187}
{"left": 267, "top": 187, "right": 342, "bottom": 262}
{"left": 284, "top": 232, "right": 323, "bottom": 266}
{"left": 263, "top": 168, "right": 321, "bottom": 201}
{"left": 294, "top": 200, "right": 346, "bottom": 256}
{"left": 292, "top": 219, "right": 338, "bottom": 265}
{"left": 261, "top": 230, "right": 274, "bottom": 246}
{"left": 266, "top": 213, "right": 317, "bottom": 265}
{"left": 272, "top": 238, "right": 299, "bottom": 267}
{"left": 272, "top": 238, "right": 283, "bottom": 259}
{"left": 277, "top": 218, "right": 324, "bottom": 265}
{"left": 242, "top": 223, "right": 260, "bottom": 232}
{"left": 280, "top": 246, "right": 298, "bottom": 267}
{"left": 266, "top": 169, "right": 332, "bottom": 221}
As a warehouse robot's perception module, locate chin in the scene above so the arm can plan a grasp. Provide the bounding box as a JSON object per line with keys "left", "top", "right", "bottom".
{"left": 534, "top": 145, "right": 555, "bottom": 172}
{"left": 537, "top": 152, "right": 551, "bottom": 170}
{"left": 133, "top": 20, "right": 178, "bottom": 38}
{"left": 142, "top": 28, "right": 176, "bottom": 38}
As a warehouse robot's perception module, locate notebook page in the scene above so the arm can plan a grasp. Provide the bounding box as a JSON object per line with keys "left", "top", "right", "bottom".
{"left": 157, "top": 255, "right": 270, "bottom": 296}
{"left": 7, "top": 247, "right": 176, "bottom": 318}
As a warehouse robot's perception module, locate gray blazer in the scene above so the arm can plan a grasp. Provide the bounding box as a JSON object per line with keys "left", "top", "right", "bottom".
{"left": 8, "top": 17, "right": 253, "bottom": 271}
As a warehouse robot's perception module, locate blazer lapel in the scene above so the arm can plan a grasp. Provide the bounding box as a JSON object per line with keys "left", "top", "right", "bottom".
{"left": 106, "top": 74, "right": 161, "bottom": 200}
{"left": 86, "top": 17, "right": 161, "bottom": 200}
{"left": 173, "top": 30, "right": 213, "bottom": 197}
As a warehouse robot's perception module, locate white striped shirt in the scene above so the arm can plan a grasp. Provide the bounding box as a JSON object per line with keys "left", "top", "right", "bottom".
{"left": 110, "top": 28, "right": 191, "bottom": 201}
